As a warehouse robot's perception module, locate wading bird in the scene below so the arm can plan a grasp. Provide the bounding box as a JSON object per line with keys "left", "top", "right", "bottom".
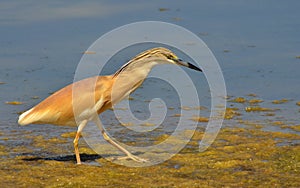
{"left": 18, "top": 47, "right": 202, "bottom": 164}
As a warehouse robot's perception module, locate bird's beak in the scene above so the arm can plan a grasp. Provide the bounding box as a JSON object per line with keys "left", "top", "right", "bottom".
{"left": 173, "top": 58, "right": 202, "bottom": 72}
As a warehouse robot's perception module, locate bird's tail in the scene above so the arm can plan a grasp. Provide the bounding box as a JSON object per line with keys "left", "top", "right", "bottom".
{"left": 18, "top": 108, "right": 34, "bottom": 126}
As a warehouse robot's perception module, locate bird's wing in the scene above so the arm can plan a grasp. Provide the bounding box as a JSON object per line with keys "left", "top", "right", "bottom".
{"left": 18, "top": 76, "right": 113, "bottom": 126}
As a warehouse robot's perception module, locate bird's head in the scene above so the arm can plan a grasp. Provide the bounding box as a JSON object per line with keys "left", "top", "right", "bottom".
{"left": 144, "top": 47, "right": 202, "bottom": 72}
{"left": 113, "top": 47, "right": 202, "bottom": 78}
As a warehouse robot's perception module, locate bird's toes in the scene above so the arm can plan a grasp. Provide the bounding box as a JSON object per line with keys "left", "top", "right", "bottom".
{"left": 109, "top": 155, "right": 148, "bottom": 163}
{"left": 130, "top": 155, "right": 148, "bottom": 163}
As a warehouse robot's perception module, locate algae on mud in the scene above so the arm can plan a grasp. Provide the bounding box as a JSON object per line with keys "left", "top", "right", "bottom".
{"left": 2, "top": 94, "right": 300, "bottom": 187}
{"left": 0, "top": 125, "right": 299, "bottom": 187}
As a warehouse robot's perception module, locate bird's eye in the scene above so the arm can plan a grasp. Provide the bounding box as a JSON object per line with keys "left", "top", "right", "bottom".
{"left": 167, "top": 55, "right": 174, "bottom": 59}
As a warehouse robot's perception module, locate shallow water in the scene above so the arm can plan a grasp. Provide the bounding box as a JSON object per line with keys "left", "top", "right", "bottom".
{"left": 0, "top": 1, "right": 300, "bottom": 187}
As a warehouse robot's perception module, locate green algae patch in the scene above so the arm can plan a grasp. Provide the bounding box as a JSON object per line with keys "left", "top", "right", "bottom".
{"left": 290, "top": 125, "right": 300, "bottom": 132}
{"left": 158, "top": 8, "right": 170, "bottom": 12}
{"left": 245, "top": 106, "right": 274, "bottom": 112}
{"left": 280, "top": 124, "right": 300, "bottom": 133}
{"left": 153, "top": 134, "right": 183, "bottom": 145}
{"left": 224, "top": 107, "right": 241, "bottom": 119}
{"left": 181, "top": 106, "right": 192, "bottom": 110}
{"left": 141, "top": 122, "right": 156, "bottom": 126}
{"left": 128, "top": 96, "right": 134, "bottom": 101}
{"left": 190, "top": 116, "right": 209, "bottom": 122}
{"left": 31, "top": 96, "right": 40, "bottom": 99}
{"left": 247, "top": 93, "right": 258, "bottom": 97}
{"left": 272, "top": 121, "right": 285, "bottom": 126}
{"left": 193, "top": 106, "right": 208, "bottom": 110}
{"left": 31, "top": 134, "right": 71, "bottom": 156}
{"left": 79, "top": 147, "right": 98, "bottom": 155}
{"left": 48, "top": 137, "right": 67, "bottom": 144}
{"left": 120, "top": 122, "right": 134, "bottom": 127}
{"left": 238, "top": 120, "right": 263, "bottom": 129}
{"left": 5, "top": 101, "right": 23, "bottom": 105}
{"left": 296, "top": 101, "right": 300, "bottom": 106}
{"left": 213, "top": 159, "right": 243, "bottom": 169}
{"left": 272, "top": 99, "right": 289, "bottom": 104}
{"left": 230, "top": 97, "right": 247, "bottom": 103}
{"left": 61, "top": 132, "right": 77, "bottom": 138}
{"left": 263, "top": 112, "right": 276, "bottom": 116}
{"left": 180, "top": 130, "right": 204, "bottom": 147}
{"left": 181, "top": 105, "right": 207, "bottom": 111}
{"left": 0, "top": 144, "right": 8, "bottom": 156}
{"left": 249, "top": 99, "right": 263, "bottom": 104}
{"left": 186, "top": 130, "right": 204, "bottom": 140}
{"left": 172, "top": 113, "right": 182, "bottom": 117}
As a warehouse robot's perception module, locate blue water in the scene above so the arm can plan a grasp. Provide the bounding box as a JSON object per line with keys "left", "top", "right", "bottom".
{"left": 0, "top": 1, "right": 299, "bottom": 148}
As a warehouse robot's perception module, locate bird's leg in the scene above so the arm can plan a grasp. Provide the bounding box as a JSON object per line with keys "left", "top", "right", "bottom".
{"left": 73, "top": 132, "right": 81, "bottom": 164}
{"left": 102, "top": 130, "right": 147, "bottom": 162}
{"left": 94, "top": 117, "right": 147, "bottom": 163}
{"left": 73, "top": 120, "right": 88, "bottom": 164}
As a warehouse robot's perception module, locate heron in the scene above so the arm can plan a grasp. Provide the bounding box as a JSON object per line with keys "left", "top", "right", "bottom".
{"left": 18, "top": 47, "right": 202, "bottom": 164}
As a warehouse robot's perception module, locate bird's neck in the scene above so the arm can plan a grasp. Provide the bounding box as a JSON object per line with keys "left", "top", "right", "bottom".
{"left": 110, "top": 61, "right": 158, "bottom": 104}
